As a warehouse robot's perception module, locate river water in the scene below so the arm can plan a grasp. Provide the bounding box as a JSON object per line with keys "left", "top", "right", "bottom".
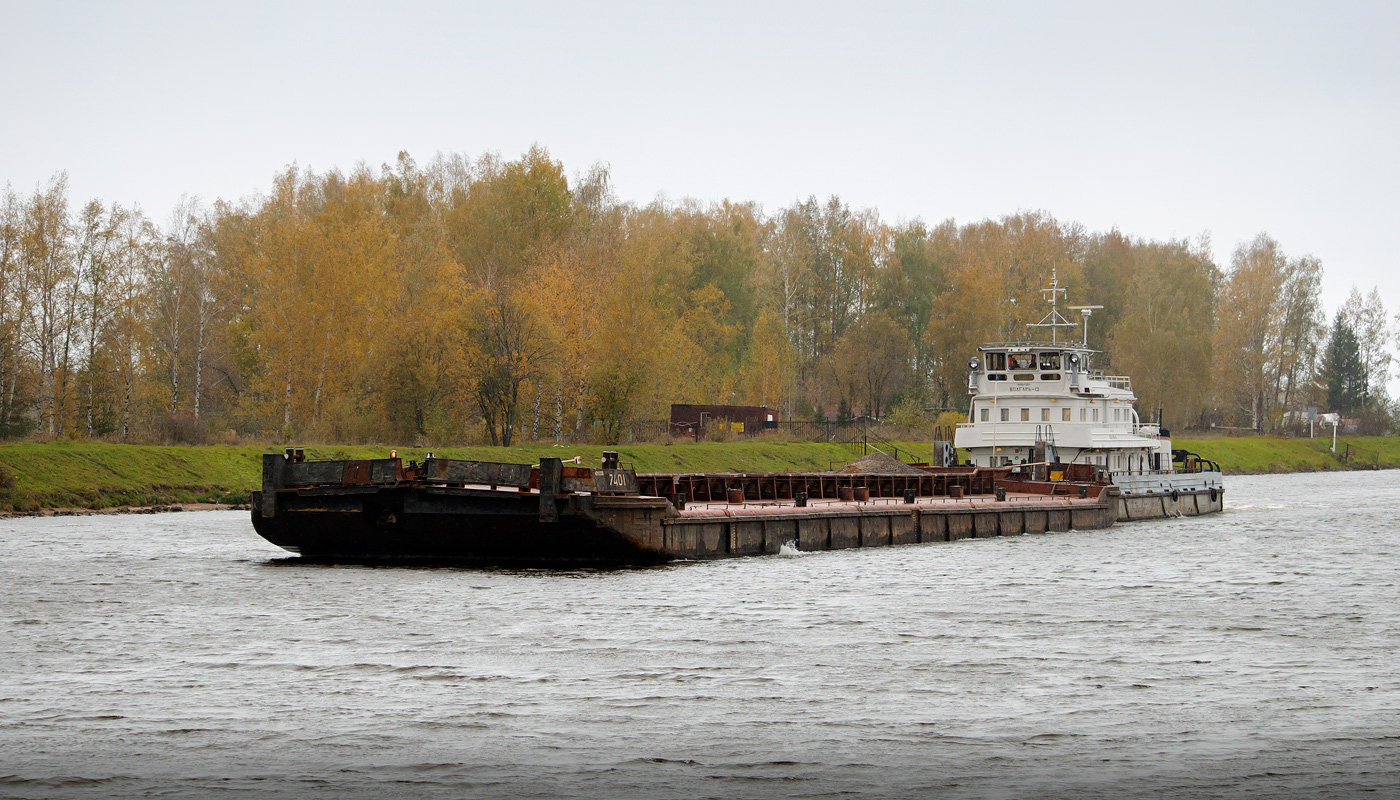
{"left": 1, "top": 471, "right": 1397, "bottom": 799}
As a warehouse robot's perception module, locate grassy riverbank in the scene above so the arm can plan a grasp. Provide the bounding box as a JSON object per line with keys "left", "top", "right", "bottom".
{"left": 1173, "top": 435, "right": 1400, "bottom": 475}
{"left": 0, "top": 436, "right": 1393, "bottom": 512}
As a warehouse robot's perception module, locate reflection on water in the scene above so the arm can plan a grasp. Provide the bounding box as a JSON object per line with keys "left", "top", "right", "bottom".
{"left": 1, "top": 471, "right": 1398, "bottom": 799}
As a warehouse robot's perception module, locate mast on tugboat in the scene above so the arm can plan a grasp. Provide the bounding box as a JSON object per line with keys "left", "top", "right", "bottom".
{"left": 1025, "top": 269, "right": 1080, "bottom": 344}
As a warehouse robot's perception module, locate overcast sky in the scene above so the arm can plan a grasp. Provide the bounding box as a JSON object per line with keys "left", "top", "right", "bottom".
{"left": 2, "top": 0, "right": 1396, "bottom": 319}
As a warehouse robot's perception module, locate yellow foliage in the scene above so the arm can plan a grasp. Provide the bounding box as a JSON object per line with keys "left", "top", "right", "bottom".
{"left": 2, "top": 152, "right": 1335, "bottom": 445}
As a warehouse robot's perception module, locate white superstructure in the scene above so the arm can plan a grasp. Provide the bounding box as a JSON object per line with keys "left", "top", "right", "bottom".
{"left": 952, "top": 273, "right": 1223, "bottom": 508}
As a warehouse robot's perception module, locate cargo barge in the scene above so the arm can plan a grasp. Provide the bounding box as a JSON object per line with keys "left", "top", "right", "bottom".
{"left": 251, "top": 451, "right": 1119, "bottom": 565}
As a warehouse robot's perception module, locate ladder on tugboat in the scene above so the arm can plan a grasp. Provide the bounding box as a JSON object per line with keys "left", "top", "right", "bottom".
{"left": 1034, "top": 424, "right": 1061, "bottom": 478}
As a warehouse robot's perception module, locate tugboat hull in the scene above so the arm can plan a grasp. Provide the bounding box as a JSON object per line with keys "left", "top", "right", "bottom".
{"left": 1111, "top": 471, "right": 1226, "bottom": 521}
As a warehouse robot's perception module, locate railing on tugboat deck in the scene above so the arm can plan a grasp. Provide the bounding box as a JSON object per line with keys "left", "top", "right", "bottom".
{"left": 1084, "top": 370, "right": 1132, "bottom": 390}
{"left": 1172, "top": 457, "right": 1221, "bottom": 474}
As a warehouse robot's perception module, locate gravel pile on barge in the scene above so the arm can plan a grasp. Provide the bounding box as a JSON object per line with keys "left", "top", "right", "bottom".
{"left": 833, "top": 453, "right": 929, "bottom": 476}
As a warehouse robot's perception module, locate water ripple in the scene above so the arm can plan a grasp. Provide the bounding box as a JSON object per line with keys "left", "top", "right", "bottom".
{"left": 0, "top": 471, "right": 1397, "bottom": 798}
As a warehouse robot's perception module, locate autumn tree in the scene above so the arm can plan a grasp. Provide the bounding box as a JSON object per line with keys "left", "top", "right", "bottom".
{"left": 1273, "top": 255, "right": 1325, "bottom": 418}
{"left": 1212, "top": 234, "right": 1321, "bottom": 431}
{"left": 107, "top": 207, "right": 158, "bottom": 440}
{"left": 1340, "top": 286, "right": 1391, "bottom": 408}
{"left": 740, "top": 307, "right": 796, "bottom": 410}
{"left": 769, "top": 196, "right": 878, "bottom": 405}
{"left": 585, "top": 203, "right": 691, "bottom": 443}
{"left": 353, "top": 157, "right": 465, "bottom": 442}
{"left": 829, "top": 311, "right": 912, "bottom": 419}
{"left": 150, "top": 197, "right": 205, "bottom": 415}
{"left": 1080, "top": 229, "right": 1154, "bottom": 366}
{"left": 875, "top": 220, "right": 954, "bottom": 404}
{"left": 0, "top": 185, "right": 31, "bottom": 436}
{"left": 473, "top": 290, "right": 552, "bottom": 446}
{"left": 1107, "top": 239, "right": 1216, "bottom": 430}
{"left": 446, "top": 145, "right": 573, "bottom": 292}
{"left": 21, "top": 174, "right": 74, "bottom": 436}
{"left": 72, "top": 200, "right": 121, "bottom": 436}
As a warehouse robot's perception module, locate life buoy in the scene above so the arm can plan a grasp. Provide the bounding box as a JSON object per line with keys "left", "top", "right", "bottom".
{"left": 1209, "top": 488, "right": 1218, "bottom": 503}
{"left": 1170, "top": 490, "right": 1179, "bottom": 502}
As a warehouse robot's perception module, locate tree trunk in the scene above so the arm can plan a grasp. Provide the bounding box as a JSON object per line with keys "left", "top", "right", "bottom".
{"left": 54, "top": 251, "right": 86, "bottom": 438}
{"left": 312, "top": 298, "right": 335, "bottom": 426}
{"left": 169, "top": 334, "right": 180, "bottom": 415}
{"left": 283, "top": 366, "right": 293, "bottom": 432}
{"left": 57, "top": 317, "right": 77, "bottom": 437}
{"left": 194, "top": 303, "right": 205, "bottom": 420}
{"left": 85, "top": 333, "right": 96, "bottom": 437}
{"left": 553, "top": 384, "right": 564, "bottom": 442}
{"left": 502, "top": 381, "right": 518, "bottom": 447}
{"left": 85, "top": 260, "right": 103, "bottom": 438}
{"left": 4, "top": 356, "right": 18, "bottom": 436}
{"left": 313, "top": 338, "right": 329, "bottom": 426}
{"left": 44, "top": 336, "right": 54, "bottom": 438}
{"left": 575, "top": 378, "right": 588, "bottom": 433}
{"left": 121, "top": 350, "right": 133, "bottom": 441}
{"left": 531, "top": 385, "right": 542, "bottom": 441}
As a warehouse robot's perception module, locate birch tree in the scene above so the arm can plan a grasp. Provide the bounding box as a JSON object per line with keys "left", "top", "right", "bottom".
{"left": 21, "top": 175, "right": 74, "bottom": 436}
{"left": 1341, "top": 286, "right": 1391, "bottom": 407}
{"left": 0, "top": 186, "right": 30, "bottom": 436}
{"left": 73, "top": 201, "right": 121, "bottom": 436}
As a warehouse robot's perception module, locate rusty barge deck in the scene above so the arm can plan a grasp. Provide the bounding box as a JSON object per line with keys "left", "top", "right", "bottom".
{"left": 251, "top": 452, "right": 1119, "bottom": 565}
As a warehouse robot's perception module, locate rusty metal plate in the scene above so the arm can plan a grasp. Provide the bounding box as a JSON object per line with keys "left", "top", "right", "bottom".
{"left": 342, "top": 461, "right": 371, "bottom": 485}
{"left": 427, "top": 458, "right": 531, "bottom": 488}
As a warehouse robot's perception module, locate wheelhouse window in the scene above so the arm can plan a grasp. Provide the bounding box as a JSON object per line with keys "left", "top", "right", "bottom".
{"left": 1039, "top": 352, "right": 1060, "bottom": 370}
{"left": 987, "top": 352, "right": 1007, "bottom": 370}
{"left": 1009, "top": 353, "right": 1036, "bottom": 370}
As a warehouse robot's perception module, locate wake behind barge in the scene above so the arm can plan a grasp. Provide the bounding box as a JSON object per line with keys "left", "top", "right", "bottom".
{"left": 251, "top": 451, "right": 1119, "bottom": 565}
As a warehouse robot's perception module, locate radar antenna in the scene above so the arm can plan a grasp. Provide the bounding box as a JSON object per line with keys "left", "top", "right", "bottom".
{"left": 1025, "top": 269, "right": 1079, "bottom": 344}
{"left": 1066, "top": 304, "right": 1104, "bottom": 346}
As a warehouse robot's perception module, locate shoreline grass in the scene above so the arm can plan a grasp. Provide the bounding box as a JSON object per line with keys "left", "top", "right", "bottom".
{"left": 0, "top": 436, "right": 1393, "bottom": 512}
{"left": 1174, "top": 435, "right": 1400, "bottom": 475}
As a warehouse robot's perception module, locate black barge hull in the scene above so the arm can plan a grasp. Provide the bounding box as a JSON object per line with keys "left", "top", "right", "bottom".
{"left": 252, "top": 485, "right": 671, "bottom": 564}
